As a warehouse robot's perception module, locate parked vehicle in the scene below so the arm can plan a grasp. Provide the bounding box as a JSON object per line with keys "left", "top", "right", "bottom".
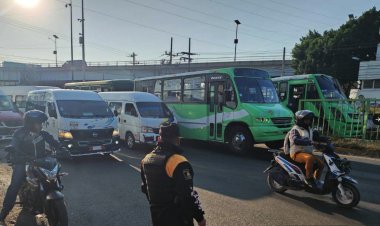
{"left": 264, "top": 142, "right": 360, "bottom": 208}
{"left": 4, "top": 145, "right": 69, "bottom": 226}
{"left": 0, "top": 91, "right": 23, "bottom": 141}
{"left": 25, "top": 89, "right": 120, "bottom": 156}
{"left": 0, "top": 86, "right": 59, "bottom": 112}
{"left": 272, "top": 74, "right": 362, "bottom": 138}
{"left": 64, "top": 79, "right": 134, "bottom": 92}
{"left": 99, "top": 92, "right": 174, "bottom": 149}
{"left": 135, "top": 68, "right": 294, "bottom": 154}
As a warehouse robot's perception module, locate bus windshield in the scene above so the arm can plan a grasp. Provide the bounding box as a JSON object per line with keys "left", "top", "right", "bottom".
{"left": 136, "top": 102, "right": 172, "bottom": 118}
{"left": 0, "top": 95, "right": 15, "bottom": 111}
{"left": 234, "top": 77, "right": 279, "bottom": 103}
{"left": 316, "top": 75, "right": 346, "bottom": 99}
{"left": 57, "top": 100, "right": 113, "bottom": 118}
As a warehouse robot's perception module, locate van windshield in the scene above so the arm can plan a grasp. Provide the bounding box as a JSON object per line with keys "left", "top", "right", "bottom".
{"left": 0, "top": 95, "right": 15, "bottom": 111}
{"left": 316, "top": 75, "right": 347, "bottom": 99}
{"left": 234, "top": 77, "right": 279, "bottom": 103}
{"left": 57, "top": 100, "right": 113, "bottom": 118}
{"left": 136, "top": 102, "right": 172, "bottom": 118}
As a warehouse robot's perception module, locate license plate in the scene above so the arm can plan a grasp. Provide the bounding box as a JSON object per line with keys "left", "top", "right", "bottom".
{"left": 91, "top": 146, "right": 103, "bottom": 151}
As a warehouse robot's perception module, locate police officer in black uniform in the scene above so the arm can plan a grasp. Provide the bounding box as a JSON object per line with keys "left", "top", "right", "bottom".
{"left": 0, "top": 110, "right": 62, "bottom": 226}
{"left": 141, "top": 122, "right": 206, "bottom": 226}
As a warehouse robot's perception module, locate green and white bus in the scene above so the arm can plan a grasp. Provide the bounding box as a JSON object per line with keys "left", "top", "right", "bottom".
{"left": 64, "top": 79, "right": 134, "bottom": 92}
{"left": 135, "top": 67, "right": 294, "bottom": 154}
{"left": 272, "top": 74, "right": 362, "bottom": 138}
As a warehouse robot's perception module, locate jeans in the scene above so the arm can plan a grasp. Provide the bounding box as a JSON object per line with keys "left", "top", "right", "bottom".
{"left": 0, "top": 164, "right": 26, "bottom": 220}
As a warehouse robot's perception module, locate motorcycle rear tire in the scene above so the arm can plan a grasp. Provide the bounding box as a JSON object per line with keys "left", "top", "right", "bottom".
{"left": 267, "top": 173, "right": 287, "bottom": 194}
{"left": 47, "top": 199, "right": 68, "bottom": 226}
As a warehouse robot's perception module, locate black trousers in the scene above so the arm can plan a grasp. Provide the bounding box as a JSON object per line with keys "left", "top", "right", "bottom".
{"left": 0, "top": 164, "right": 26, "bottom": 220}
{"left": 150, "top": 205, "right": 194, "bottom": 226}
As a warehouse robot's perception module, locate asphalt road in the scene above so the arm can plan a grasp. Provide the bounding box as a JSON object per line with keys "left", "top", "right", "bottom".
{"left": 1, "top": 141, "right": 380, "bottom": 226}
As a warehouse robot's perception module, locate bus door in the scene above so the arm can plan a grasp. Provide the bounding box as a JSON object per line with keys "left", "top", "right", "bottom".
{"left": 208, "top": 81, "right": 224, "bottom": 141}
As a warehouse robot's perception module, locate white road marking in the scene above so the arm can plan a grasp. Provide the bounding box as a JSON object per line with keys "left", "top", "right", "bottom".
{"left": 109, "top": 154, "right": 123, "bottom": 162}
{"left": 129, "top": 164, "right": 141, "bottom": 173}
{"left": 116, "top": 152, "right": 142, "bottom": 160}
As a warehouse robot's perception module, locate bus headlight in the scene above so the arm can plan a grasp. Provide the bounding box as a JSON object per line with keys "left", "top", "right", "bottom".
{"left": 112, "top": 129, "right": 120, "bottom": 137}
{"left": 255, "top": 117, "right": 271, "bottom": 123}
{"left": 59, "top": 130, "right": 73, "bottom": 139}
{"left": 141, "top": 126, "right": 154, "bottom": 133}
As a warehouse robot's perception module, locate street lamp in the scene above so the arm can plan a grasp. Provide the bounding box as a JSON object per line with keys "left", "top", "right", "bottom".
{"left": 234, "top": 19, "right": 241, "bottom": 62}
{"left": 49, "top": 35, "right": 59, "bottom": 67}
{"left": 65, "top": 0, "right": 74, "bottom": 80}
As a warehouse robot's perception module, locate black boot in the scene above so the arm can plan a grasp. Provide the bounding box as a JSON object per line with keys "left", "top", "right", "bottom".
{"left": 305, "top": 178, "right": 318, "bottom": 190}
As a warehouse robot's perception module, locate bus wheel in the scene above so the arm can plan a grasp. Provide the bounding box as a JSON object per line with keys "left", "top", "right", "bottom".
{"left": 227, "top": 126, "right": 253, "bottom": 155}
{"left": 265, "top": 141, "right": 283, "bottom": 149}
{"left": 126, "top": 132, "right": 135, "bottom": 150}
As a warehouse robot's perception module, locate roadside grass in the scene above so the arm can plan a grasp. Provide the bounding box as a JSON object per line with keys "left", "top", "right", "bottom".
{"left": 333, "top": 138, "right": 380, "bottom": 158}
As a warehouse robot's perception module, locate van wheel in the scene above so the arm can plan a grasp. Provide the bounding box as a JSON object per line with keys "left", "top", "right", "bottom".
{"left": 126, "top": 133, "right": 135, "bottom": 150}
{"left": 227, "top": 126, "right": 253, "bottom": 155}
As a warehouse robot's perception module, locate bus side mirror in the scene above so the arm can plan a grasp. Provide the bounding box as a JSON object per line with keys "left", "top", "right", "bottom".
{"left": 47, "top": 102, "right": 57, "bottom": 118}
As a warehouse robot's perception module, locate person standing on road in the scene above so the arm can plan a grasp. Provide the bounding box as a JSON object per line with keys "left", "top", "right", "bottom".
{"left": 0, "top": 110, "right": 62, "bottom": 226}
{"left": 141, "top": 122, "right": 206, "bottom": 226}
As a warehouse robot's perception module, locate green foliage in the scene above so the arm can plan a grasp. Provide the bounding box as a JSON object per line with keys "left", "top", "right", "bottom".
{"left": 292, "top": 8, "right": 380, "bottom": 92}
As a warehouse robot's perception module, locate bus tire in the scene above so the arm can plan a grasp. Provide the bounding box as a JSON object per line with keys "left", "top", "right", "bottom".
{"left": 227, "top": 126, "right": 253, "bottom": 155}
{"left": 126, "top": 132, "right": 135, "bottom": 150}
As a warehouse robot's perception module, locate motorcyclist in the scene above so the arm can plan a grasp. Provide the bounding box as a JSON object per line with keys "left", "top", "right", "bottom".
{"left": 0, "top": 110, "right": 62, "bottom": 226}
{"left": 141, "top": 121, "right": 206, "bottom": 226}
{"left": 289, "top": 110, "right": 329, "bottom": 189}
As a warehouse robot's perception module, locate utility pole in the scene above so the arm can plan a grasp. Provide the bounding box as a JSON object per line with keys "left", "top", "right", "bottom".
{"left": 129, "top": 52, "right": 137, "bottom": 65}
{"left": 170, "top": 37, "right": 173, "bottom": 64}
{"left": 281, "top": 47, "right": 285, "bottom": 77}
{"left": 49, "top": 35, "right": 59, "bottom": 67}
{"left": 179, "top": 38, "right": 197, "bottom": 72}
{"left": 234, "top": 20, "right": 241, "bottom": 62}
{"left": 78, "top": 0, "right": 85, "bottom": 62}
{"left": 65, "top": 0, "right": 74, "bottom": 80}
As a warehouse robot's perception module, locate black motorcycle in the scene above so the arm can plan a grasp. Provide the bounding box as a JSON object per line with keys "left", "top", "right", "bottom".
{"left": 264, "top": 142, "right": 360, "bottom": 208}
{"left": 4, "top": 146, "right": 69, "bottom": 226}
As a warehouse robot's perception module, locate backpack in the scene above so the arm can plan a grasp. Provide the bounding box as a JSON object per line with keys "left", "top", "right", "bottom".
{"left": 283, "top": 130, "right": 291, "bottom": 155}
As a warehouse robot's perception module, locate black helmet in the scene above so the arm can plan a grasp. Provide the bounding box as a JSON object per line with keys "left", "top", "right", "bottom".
{"left": 295, "top": 110, "right": 314, "bottom": 127}
{"left": 24, "top": 110, "right": 48, "bottom": 130}
{"left": 159, "top": 121, "right": 180, "bottom": 140}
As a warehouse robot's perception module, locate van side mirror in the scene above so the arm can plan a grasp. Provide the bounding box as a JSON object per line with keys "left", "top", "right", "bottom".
{"left": 113, "top": 110, "right": 119, "bottom": 117}
{"left": 47, "top": 102, "right": 57, "bottom": 118}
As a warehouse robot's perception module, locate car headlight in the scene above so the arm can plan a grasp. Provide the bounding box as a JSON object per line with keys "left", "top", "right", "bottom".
{"left": 59, "top": 130, "right": 73, "bottom": 139}
{"left": 112, "top": 129, "right": 119, "bottom": 137}
{"left": 141, "top": 126, "right": 154, "bottom": 133}
{"left": 255, "top": 117, "right": 271, "bottom": 123}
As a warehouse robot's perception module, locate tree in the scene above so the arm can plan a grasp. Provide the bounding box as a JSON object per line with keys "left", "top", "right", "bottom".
{"left": 292, "top": 7, "right": 380, "bottom": 94}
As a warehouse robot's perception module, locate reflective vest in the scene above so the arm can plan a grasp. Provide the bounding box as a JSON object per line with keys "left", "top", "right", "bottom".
{"left": 289, "top": 125, "right": 314, "bottom": 156}
{"left": 142, "top": 149, "right": 187, "bottom": 205}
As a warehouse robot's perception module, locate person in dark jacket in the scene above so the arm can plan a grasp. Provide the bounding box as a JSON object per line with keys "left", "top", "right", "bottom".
{"left": 141, "top": 122, "right": 206, "bottom": 226}
{"left": 0, "top": 110, "right": 61, "bottom": 225}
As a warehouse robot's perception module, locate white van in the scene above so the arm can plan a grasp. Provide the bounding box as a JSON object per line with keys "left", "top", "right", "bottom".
{"left": 0, "top": 86, "right": 59, "bottom": 112}
{"left": 26, "top": 89, "right": 120, "bottom": 156}
{"left": 99, "top": 92, "right": 174, "bottom": 149}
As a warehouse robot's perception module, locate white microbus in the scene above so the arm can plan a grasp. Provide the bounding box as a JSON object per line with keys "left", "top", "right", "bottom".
{"left": 26, "top": 89, "right": 120, "bottom": 156}
{"left": 99, "top": 92, "right": 174, "bottom": 149}
{"left": 0, "top": 86, "right": 59, "bottom": 112}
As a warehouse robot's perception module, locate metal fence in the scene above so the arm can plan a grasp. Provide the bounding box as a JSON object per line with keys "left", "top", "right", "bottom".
{"left": 299, "top": 98, "right": 380, "bottom": 140}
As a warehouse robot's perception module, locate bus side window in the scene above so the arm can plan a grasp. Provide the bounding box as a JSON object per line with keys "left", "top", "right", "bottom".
{"left": 279, "top": 82, "right": 288, "bottom": 101}
{"left": 307, "top": 84, "right": 319, "bottom": 99}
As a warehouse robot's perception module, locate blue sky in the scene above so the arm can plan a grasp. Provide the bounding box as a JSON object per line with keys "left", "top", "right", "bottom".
{"left": 0, "top": 0, "right": 379, "bottom": 65}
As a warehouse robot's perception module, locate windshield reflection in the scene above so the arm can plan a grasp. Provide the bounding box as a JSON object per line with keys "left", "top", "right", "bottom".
{"left": 316, "top": 75, "right": 346, "bottom": 100}
{"left": 234, "top": 77, "right": 279, "bottom": 103}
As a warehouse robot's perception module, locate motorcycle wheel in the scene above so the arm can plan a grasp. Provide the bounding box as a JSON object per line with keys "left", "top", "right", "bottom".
{"left": 332, "top": 182, "right": 360, "bottom": 208}
{"left": 47, "top": 199, "right": 69, "bottom": 226}
{"left": 267, "top": 173, "right": 287, "bottom": 194}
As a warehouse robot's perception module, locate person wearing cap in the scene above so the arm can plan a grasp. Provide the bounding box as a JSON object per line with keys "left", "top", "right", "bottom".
{"left": 141, "top": 122, "right": 206, "bottom": 226}
{"left": 289, "top": 110, "right": 329, "bottom": 189}
{"left": 0, "top": 110, "right": 62, "bottom": 226}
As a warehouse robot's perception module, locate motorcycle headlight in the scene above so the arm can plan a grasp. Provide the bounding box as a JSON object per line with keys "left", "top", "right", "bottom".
{"left": 141, "top": 126, "right": 154, "bottom": 133}
{"left": 39, "top": 165, "right": 59, "bottom": 180}
{"left": 59, "top": 130, "right": 73, "bottom": 139}
{"left": 112, "top": 129, "right": 119, "bottom": 137}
